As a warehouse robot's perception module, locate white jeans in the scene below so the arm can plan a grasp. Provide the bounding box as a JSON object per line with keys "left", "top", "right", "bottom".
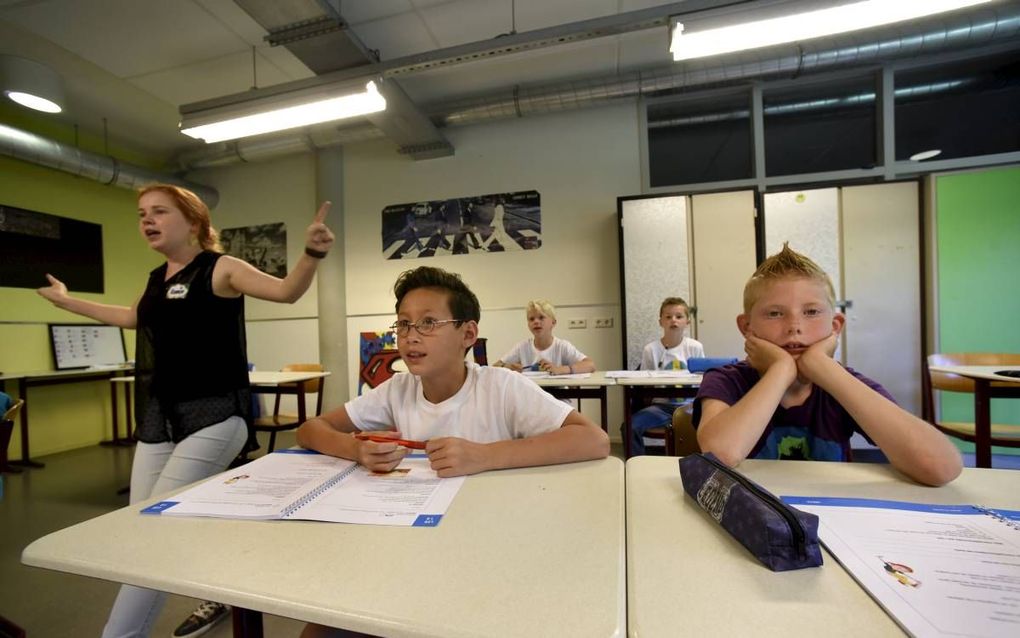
{"left": 101, "top": 416, "right": 248, "bottom": 638}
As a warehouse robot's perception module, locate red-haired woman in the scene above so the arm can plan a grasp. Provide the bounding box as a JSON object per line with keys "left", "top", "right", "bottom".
{"left": 38, "top": 183, "right": 334, "bottom": 637}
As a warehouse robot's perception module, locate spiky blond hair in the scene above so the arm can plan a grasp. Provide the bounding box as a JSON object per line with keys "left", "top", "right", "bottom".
{"left": 743, "top": 243, "right": 836, "bottom": 313}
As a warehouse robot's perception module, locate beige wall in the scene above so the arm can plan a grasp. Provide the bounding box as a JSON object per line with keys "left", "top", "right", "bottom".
{"left": 339, "top": 103, "right": 643, "bottom": 431}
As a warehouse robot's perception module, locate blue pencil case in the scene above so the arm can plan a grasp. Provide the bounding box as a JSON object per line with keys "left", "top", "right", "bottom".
{"left": 678, "top": 453, "right": 823, "bottom": 571}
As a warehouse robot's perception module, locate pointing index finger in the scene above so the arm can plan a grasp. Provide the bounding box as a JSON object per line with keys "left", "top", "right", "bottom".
{"left": 314, "top": 201, "right": 331, "bottom": 224}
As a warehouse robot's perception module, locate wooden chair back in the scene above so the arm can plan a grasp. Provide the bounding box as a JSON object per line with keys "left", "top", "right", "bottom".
{"left": 923, "top": 352, "right": 1020, "bottom": 449}
{"left": 280, "top": 363, "right": 325, "bottom": 417}
{"left": 2, "top": 399, "right": 24, "bottom": 424}
{"left": 671, "top": 405, "right": 700, "bottom": 457}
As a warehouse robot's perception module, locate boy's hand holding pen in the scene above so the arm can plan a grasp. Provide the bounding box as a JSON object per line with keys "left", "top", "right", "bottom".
{"left": 355, "top": 431, "right": 427, "bottom": 449}
{"left": 352, "top": 431, "right": 422, "bottom": 473}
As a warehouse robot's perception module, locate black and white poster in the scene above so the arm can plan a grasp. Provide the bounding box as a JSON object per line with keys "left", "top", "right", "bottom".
{"left": 220, "top": 222, "right": 287, "bottom": 277}
{"left": 381, "top": 190, "right": 541, "bottom": 260}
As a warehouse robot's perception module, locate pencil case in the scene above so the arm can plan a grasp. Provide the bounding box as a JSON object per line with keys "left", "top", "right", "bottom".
{"left": 678, "top": 452, "right": 823, "bottom": 571}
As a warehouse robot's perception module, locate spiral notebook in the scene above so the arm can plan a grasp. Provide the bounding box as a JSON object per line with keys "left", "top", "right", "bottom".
{"left": 782, "top": 496, "right": 1020, "bottom": 638}
{"left": 141, "top": 449, "right": 464, "bottom": 527}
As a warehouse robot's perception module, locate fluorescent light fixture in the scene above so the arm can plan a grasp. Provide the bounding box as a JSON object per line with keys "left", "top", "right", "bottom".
{"left": 671, "top": 0, "right": 996, "bottom": 61}
{"left": 909, "top": 149, "right": 942, "bottom": 161}
{"left": 0, "top": 55, "right": 65, "bottom": 113}
{"left": 180, "top": 80, "right": 386, "bottom": 143}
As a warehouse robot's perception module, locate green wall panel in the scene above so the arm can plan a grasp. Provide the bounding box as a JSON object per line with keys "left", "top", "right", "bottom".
{"left": 936, "top": 165, "right": 1020, "bottom": 432}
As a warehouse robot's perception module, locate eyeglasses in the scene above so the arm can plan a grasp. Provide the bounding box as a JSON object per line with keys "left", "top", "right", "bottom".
{"left": 389, "top": 318, "right": 465, "bottom": 336}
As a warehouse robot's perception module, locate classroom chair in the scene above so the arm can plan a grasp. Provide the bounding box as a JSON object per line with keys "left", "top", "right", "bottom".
{"left": 923, "top": 353, "right": 1020, "bottom": 449}
{"left": 253, "top": 364, "right": 326, "bottom": 453}
{"left": 671, "top": 404, "right": 700, "bottom": 457}
{"left": 1, "top": 399, "right": 25, "bottom": 474}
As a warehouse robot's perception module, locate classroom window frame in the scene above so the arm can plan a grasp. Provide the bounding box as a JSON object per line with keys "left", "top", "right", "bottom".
{"left": 640, "top": 46, "right": 1020, "bottom": 196}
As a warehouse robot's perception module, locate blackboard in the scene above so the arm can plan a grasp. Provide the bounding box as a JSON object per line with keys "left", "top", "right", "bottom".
{"left": 0, "top": 204, "right": 104, "bottom": 292}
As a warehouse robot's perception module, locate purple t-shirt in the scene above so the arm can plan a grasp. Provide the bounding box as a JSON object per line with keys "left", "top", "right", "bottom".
{"left": 693, "top": 361, "right": 892, "bottom": 462}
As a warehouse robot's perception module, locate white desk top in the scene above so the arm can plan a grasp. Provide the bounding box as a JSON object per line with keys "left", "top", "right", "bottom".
{"left": 23, "top": 457, "right": 625, "bottom": 637}
{"left": 530, "top": 371, "right": 615, "bottom": 388}
{"left": 107, "top": 371, "right": 331, "bottom": 386}
{"left": 249, "top": 370, "right": 330, "bottom": 386}
{"left": 0, "top": 364, "right": 134, "bottom": 382}
{"left": 614, "top": 374, "right": 702, "bottom": 387}
{"left": 929, "top": 365, "right": 1020, "bottom": 383}
{"left": 626, "top": 457, "right": 1017, "bottom": 638}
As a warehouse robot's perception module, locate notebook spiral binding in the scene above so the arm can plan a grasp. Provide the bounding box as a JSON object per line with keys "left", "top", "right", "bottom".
{"left": 281, "top": 462, "right": 359, "bottom": 518}
{"left": 976, "top": 506, "right": 1020, "bottom": 531}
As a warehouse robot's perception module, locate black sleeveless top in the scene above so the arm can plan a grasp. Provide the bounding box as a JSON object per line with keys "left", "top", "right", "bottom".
{"left": 135, "top": 251, "right": 252, "bottom": 443}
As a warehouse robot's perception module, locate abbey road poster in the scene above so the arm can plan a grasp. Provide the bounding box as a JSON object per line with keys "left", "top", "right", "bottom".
{"left": 382, "top": 190, "right": 541, "bottom": 259}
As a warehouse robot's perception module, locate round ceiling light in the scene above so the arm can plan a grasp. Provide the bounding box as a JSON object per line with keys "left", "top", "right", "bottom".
{"left": 0, "top": 55, "right": 65, "bottom": 114}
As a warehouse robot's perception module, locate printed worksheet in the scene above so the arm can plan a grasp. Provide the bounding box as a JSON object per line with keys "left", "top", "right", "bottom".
{"left": 784, "top": 497, "right": 1020, "bottom": 638}
{"left": 293, "top": 456, "right": 464, "bottom": 526}
{"left": 143, "top": 451, "right": 464, "bottom": 527}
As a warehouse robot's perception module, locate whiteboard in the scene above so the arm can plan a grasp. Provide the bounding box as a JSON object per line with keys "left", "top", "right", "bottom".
{"left": 48, "top": 324, "right": 127, "bottom": 369}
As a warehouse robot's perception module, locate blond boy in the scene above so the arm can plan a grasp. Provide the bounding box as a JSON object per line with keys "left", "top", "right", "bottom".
{"left": 493, "top": 300, "right": 596, "bottom": 375}
{"left": 694, "top": 244, "right": 961, "bottom": 486}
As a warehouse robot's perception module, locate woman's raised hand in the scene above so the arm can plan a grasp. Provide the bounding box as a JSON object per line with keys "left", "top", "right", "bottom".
{"left": 305, "top": 201, "right": 335, "bottom": 257}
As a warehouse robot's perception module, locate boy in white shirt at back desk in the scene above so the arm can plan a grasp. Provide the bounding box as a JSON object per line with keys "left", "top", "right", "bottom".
{"left": 493, "top": 300, "right": 596, "bottom": 375}
{"left": 626, "top": 297, "right": 705, "bottom": 455}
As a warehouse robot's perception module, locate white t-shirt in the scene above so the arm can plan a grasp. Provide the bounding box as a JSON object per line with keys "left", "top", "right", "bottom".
{"left": 345, "top": 363, "right": 572, "bottom": 443}
{"left": 640, "top": 337, "right": 705, "bottom": 371}
{"left": 499, "top": 337, "right": 588, "bottom": 368}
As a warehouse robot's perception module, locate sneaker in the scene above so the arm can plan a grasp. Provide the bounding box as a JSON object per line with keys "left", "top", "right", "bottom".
{"left": 172, "top": 601, "right": 231, "bottom": 637}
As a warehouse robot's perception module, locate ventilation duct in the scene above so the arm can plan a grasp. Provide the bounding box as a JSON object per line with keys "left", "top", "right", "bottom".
{"left": 0, "top": 123, "right": 218, "bottom": 206}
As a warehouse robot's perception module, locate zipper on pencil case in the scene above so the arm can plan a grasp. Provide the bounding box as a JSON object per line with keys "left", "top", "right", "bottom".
{"left": 700, "top": 454, "right": 808, "bottom": 558}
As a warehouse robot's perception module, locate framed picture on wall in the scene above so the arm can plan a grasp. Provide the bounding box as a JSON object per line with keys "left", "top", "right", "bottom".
{"left": 220, "top": 222, "right": 287, "bottom": 277}
{"left": 381, "top": 190, "right": 541, "bottom": 259}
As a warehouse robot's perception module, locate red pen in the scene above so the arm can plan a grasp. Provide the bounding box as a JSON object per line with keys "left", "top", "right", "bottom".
{"left": 354, "top": 432, "right": 427, "bottom": 449}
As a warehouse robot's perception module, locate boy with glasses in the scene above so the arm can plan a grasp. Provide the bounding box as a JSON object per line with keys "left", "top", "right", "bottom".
{"left": 297, "top": 266, "right": 609, "bottom": 477}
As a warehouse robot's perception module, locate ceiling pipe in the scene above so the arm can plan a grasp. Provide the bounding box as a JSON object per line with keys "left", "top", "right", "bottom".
{"left": 0, "top": 122, "right": 219, "bottom": 206}
{"left": 176, "top": 0, "right": 1020, "bottom": 170}
{"left": 436, "top": 2, "right": 1020, "bottom": 127}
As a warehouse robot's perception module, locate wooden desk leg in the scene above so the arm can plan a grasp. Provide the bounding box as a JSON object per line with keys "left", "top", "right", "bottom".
{"left": 11, "top": 377, "right": 44, "bottom": 469}
{"left": 231, "top": 607, "right": 264, "bottom": 638}
{"left": 974, "top": 379, "right": 992, "bottom": 469}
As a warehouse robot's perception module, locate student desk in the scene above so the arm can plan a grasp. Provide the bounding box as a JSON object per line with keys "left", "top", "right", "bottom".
{"left": 0, "top": 365, "right": 135, "bottom": 468}
{"left": 22, "top": 457, "right": 625, "bottom": 637}
{"left": 532, "top": 372, "right": 614, "bottom": 430}
{"left": 249, "top": 370, "right": 330, "bottom": 423}
{"left": 928, "top": 365, "right": 1020, "bottom": 468}
{"left": 615, "top": 374, "right": 701, "bottom": 457}
{"left": 625, "top": 456, "right": 1014, "bottom": 637}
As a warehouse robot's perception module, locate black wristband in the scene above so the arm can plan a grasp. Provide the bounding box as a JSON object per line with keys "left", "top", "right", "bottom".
{"left": 305, "top": 246, "right": 328, "bottom": 259}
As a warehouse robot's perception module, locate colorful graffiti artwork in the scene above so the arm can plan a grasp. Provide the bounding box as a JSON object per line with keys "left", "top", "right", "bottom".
{"left": 359, "top": 331, "right": 401, "bottom": 395}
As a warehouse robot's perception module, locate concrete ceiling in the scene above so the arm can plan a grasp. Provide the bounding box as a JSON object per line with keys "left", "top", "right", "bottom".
{"left": 0, "top": 0, "right": 681, "bottom": 158}
{"left": 2, "top": 0, "right": 1014, "bottom": 163}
